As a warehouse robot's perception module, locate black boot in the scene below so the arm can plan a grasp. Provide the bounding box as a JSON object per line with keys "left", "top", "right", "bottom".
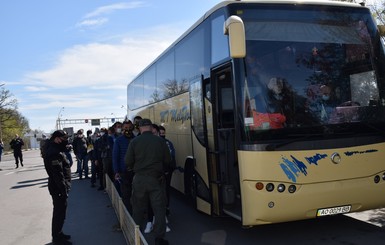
{"left": 52, "top": 232, "right": 72, "bottom": 243}
{"left": 155, "top": 237, "right": 169, "bottom": 245}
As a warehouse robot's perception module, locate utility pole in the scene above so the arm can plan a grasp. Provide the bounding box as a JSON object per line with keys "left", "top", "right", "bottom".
{"left": 56, "top": 107, "right": 64, "bottom": 130}
{"left": 0, "top": 83, "right": 4, "bottom": 139}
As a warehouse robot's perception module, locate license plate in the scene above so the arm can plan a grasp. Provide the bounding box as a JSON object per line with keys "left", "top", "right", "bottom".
{"left": 317, "top": 205, "right": 351, "bottom": 217}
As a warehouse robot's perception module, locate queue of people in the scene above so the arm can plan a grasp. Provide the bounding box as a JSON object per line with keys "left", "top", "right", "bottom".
{"left": 42, "top": 118, "right": 175, "bottom": 245}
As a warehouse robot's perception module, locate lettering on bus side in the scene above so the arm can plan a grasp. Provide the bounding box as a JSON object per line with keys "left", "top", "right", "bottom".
{"left": 344, "top": 149, "right": 378, "bottom": 156}
{"left": 160, "top": 106, "right": 190, "bottom": 123}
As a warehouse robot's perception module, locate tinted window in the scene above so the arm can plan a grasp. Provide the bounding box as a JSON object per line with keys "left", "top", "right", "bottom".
{"left": 175, "top": 27, "right": 206, "bottom": 95}
{"left": 133, "top": 76, "right": 144, "bottom": 109}
{"left": 144, "top": 65, "right": 157, "bottom": 103}
{"left": 157, "top": 51, "right": 175, "bottom": 100}
{"left": 211, "top": 14, "right": 229, "bottom": 64}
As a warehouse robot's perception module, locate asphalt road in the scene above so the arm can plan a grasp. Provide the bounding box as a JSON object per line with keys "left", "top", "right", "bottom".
{"left": 153, "top": 189, "right": 385, "bottom": 245}
{"left": 0, "top": 149, "right": 126, "bottom": 245}
{"left": 2, "top": 149, "right": 385, "bottom": 245}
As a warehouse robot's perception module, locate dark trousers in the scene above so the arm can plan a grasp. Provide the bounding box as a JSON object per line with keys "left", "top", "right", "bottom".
{"left": 96, "top": 159, "right": 104, "bottom": 188}
{"left": 13, "top": 150, "right": 23, "bottom": 165}
{"left": 120, "top": 172, "right": 133, "bottom": 214}
{"left": 165, "top": 172, "right": 172, "bottom": 209}
{"left": 76, "top": 153, "right": 89, "bottom": 178}
{"left": 91, "top": 159, "right": 97, "bottom": 184}
{"left": 51, "top": 194, "right": 68, "bottom": 238}
{"left": 102, "top": 157, "right": 113, "bottom": 188}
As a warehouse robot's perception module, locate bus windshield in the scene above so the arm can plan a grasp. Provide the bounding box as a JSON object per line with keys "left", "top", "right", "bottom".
{"left": 236, "top": 4, "right": 385, "bottom": 141}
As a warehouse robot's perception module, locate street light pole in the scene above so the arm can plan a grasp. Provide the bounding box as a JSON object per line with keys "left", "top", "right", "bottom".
{"left": 56, "top": 107, "right": 64, "bottom": 130}
{"left": 0, "top": 84, "right": 4, "bottom": 139}
{"left": 121, "top": 105, "right": 128, "bottom": 120}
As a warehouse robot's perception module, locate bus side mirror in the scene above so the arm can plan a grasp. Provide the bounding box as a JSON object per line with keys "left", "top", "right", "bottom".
{"left": 378, "top": 25, "right": 385, "bottom": 36}
{"left": 224, "top": 15, "right": 246, "bottom": 58}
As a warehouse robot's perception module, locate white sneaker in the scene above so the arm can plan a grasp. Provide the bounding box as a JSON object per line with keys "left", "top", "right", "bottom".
{"left": 166, "top": 225, "right": 171, "bottom": 232}
{"left": 144, "top": 222, "right": 152, "bottom": 233}
{"left": 165, "top": 216, "right": 169, "bottom": 224}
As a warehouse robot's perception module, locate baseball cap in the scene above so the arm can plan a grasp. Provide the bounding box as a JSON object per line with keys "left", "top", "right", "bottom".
{"left": 139, "top": 118, "right": 152, "bottom": 127}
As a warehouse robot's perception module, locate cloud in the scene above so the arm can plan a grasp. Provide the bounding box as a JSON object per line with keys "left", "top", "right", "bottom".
{"left": 83, "top": 1, "right": 146, "bottom": 19}
{"left": 24, "top": 86, "right": 48, "bottom": 92}
{"left": 76, "top": 17, "right": 108, "bottom": 28}
{"left": 76, "top": 2, "right": 147, "bottom": 28}
{"left": 15, "top": 23, "right": 183, "bottom": 132}
{"left": 24, "top": 25, "right": 179, "bottom": 89}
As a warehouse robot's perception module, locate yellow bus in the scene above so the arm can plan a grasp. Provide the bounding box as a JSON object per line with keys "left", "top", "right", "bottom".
{"left": 126, "top": 0, "right": 385, "bottom": 226}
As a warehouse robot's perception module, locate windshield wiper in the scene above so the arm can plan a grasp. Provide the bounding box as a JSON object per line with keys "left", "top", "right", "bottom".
{"left": 265, "top": 133, "right": 324, "bottom": 151}
{"left": 356, "top": 122, "right": 385, "bottom": 138}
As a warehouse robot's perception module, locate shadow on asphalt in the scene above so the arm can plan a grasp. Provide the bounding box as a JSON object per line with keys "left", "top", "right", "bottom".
{"left": 153, "top": 188, "right": 385, "bottom": 245}
{"left": 44, "top": 174, "right": 126, "bottom": 245}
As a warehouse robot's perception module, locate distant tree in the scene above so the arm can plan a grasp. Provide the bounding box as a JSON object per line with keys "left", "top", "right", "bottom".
{"left": 162, "top": 79, "right": 189, "bottom": 99}
{"left": 369, "top": 0, "right": 385, "bottom": 25}
{"left": 149, "top": 89, "right": 161, "bottom": 103}
{"left": 0, "top": 85, "right": 30, "bottom": 150}
{"left": 0, "top": 85, "right": 18, "bottom": 126}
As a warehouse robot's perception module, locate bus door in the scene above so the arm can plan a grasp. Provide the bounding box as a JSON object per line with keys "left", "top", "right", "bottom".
{"left": 208, "top": 64, "right": 240, "bottom": 219}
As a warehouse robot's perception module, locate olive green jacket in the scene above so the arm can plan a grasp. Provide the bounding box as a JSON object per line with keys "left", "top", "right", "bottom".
{"left": 125, "top": 131, "right": 171, "bottom": 177}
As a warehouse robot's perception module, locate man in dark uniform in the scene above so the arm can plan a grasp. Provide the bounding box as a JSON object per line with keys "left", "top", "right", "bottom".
{"left": 9, "top": 134, "right": 24, "bottom": 168}
{"left": 72, "top": 129, "right": 89, "bottom": 179}
{"left": 43, "top": 130, "right": 72, "bottom": 244}
{"left": 125, "top": 119, "right": 171, "bottom": 245}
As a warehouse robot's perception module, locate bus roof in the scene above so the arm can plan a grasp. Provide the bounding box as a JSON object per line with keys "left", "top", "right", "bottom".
{"left": 128, "top": 0, "right": 365, "bottom": 85}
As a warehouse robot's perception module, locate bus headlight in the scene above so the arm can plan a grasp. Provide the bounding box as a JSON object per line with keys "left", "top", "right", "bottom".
{"left": 266, "top": 183, "right": 274, "bottom": 192}
{"left": 288, "top": 185, "right": 296, "bottom": 193}
{"left": 277, "top": 184, "right": 285, "bottom": 193}
{"left": 374, "top": 175, "right": 380, "bottom": 183}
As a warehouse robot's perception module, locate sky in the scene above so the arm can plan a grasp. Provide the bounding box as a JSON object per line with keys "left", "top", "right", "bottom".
{"left": 0, "top": 0, "right": 221, "bottom": 133}
{"left": 0, "top": 0, "right": 382, "bottom": 134}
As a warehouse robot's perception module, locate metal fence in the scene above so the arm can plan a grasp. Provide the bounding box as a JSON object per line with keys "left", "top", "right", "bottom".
{"left": 105, "top": 175, "right": 148, "bottom": 245}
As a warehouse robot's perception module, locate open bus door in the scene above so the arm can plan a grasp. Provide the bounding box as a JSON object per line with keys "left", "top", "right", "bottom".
{"left": 206, "top": 64, "right": 241, "bottom": 219}
{"left": 188, "top": 64, "right": 241, "bottom": 218}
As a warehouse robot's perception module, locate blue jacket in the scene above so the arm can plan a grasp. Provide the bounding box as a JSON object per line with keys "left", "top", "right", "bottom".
{"left": 112, "top": 135, "right": 130, "bottom": 174}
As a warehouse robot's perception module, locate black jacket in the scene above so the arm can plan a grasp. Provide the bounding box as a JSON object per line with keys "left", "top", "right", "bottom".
{"left": 72, "top": 135, "right": 88, "bottom": 156}
{"left": 43, "top": 140, "right": 71, "bottom": 197}
{"left": 10, "top": 138, "right": 24, "bottom": 152}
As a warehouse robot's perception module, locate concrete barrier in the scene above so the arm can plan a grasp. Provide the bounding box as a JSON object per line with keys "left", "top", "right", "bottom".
{"left": 105, "top": 175, "right": 148, "bottom": 245}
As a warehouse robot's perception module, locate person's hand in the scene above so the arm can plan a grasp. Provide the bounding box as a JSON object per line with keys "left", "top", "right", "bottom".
{"left": 115, "top": 173, "right": 121, "bottom": 181}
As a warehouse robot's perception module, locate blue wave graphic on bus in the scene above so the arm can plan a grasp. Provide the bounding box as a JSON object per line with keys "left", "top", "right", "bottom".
{"left": 305, "top": 153, "right": 328, "bottom": 165}
{"left": 279, "top": 149, "right": 377, "bottom": 182}
{"left": 279, "top": 153, "right": 327, "bottom": 182}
